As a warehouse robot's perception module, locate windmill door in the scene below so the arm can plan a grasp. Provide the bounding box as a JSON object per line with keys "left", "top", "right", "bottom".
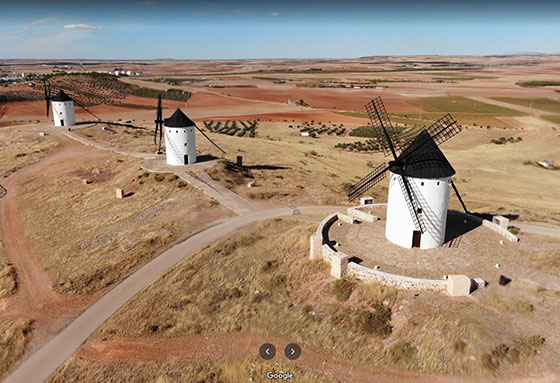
{"left": 61, "top": 120, "right": 65, "bottom": 126}
{"left": 184, "top": 154, "right": 188, "bottom": 164}
{"left": 412, "top": 231, "right": 421, "bottom": 248}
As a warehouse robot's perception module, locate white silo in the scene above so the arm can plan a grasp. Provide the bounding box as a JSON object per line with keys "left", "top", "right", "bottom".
{"left": 385, "top": 131, "right": 455, "bottom": 249}
{"left": 51, "top": 90, "right": 76, "bottom": 127}
{"left": 164, "top": 108, "right": 197, "bottom": 165}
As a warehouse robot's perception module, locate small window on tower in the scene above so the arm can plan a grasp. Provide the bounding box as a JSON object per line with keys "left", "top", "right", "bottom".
{"left": 184, "top": 143, "right": 187, "bottom": 146}
{"left": 437, "top": 181, "right": 440, "bottom": 185}
{"left": 421, "top": 182, "right": 424, "bottom": 186}
{"left": 176, "top": 130, "right": 178, "bottom": 133}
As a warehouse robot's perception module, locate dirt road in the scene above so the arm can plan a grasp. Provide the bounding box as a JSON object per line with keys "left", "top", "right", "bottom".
{"left": 77, "top": 334, "right": 479, "bottom": 383}
{"left": 2, "top": 205, "right": 340, "bottom": 383}
{"left": 75, "top": 334, "right": 558, "bottom": 383}
{"left": 0, "top": 136, "right": 103, "bottom": 341}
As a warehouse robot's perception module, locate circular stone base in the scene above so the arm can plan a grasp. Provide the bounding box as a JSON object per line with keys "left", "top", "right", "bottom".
{"left": 329, "top": 205, "right": 525, "bottom": 282}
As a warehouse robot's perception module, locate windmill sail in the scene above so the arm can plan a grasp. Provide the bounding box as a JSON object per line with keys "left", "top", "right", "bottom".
{"left": 365, "top": 96, "right": 402, "bottom": 158}
{"left": 423, "top": 114, "right": 461, "bottom": 146}
{"left": 347, "top": 162, "right": 388, "bottom": 201}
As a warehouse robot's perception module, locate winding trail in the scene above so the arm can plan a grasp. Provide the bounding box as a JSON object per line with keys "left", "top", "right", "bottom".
{"left": 78, "top": 334, "right": 479, "bottom": 383}
{"left": 0, "top": 136, "right": 103, "bottom": 339}
{"left": 3, "top": 205, "right": 339, "bottom": 383}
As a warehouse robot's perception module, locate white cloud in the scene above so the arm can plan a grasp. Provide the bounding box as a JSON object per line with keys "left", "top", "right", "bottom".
{"left": 0, "top": 29, "right": 93, "bottom": 58}
{"left": 270, "top": 12, "right": 280, "bottom": 17}
{"left": 64, "top": 24, "right": 102, "bottom": 31}
{"left": 30, "top": 17, "right": 57, "bottom": 26}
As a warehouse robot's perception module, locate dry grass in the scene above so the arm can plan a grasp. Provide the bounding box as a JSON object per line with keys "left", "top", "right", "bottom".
{"left": 18, "top": 154, "right": 229, "bottom": 295}
{"left": 525, "top": 250, "right": 560, "bottom": 278}
{"left": 0, "top": 243, "right": 17, "bottom": 299}
{"left": 0, "top": 319, "right": 33, "bottom": 378}
{"left": 73, "top": 219, "right": 556, "bottom": 378}
{"left": 0, "top": 126, "right": 59, "bottom": 178}
{"left": 481, "top": 336, "right": 545, "bottom": 372}
{"left": 75, "top": 124, "right": 155, "bottom": 154}
{"left": 50, "top": 357, "right": 345, "bottom": 383}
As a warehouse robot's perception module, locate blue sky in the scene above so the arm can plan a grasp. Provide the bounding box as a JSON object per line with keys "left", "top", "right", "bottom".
{"left": 0, "top": 0, "right": 559, "bottom": 59}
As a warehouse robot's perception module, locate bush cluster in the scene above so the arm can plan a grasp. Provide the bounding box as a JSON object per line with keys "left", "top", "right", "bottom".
{"left": 204, "top": 120, "right": 258, "bottom": 137}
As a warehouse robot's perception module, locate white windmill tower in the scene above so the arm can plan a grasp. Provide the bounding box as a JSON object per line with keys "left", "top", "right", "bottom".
{"left": 347, "top": 97, "right": 469, "bottom": 249}
{"left": 152, "top": 97, "right": 225, "bottom": 166}
{"left": 50, "top": 90, "right": 76, "bottom": 127}
{"left": 163, "top": 108, "right": 197, "bottom": 165}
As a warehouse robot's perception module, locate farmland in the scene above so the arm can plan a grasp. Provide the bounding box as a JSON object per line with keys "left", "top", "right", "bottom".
{"left": 1, "top": 55, "right": 560, "bottom": 383}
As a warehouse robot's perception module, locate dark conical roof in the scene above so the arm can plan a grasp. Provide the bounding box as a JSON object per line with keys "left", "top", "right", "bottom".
{"left": 52, "top": 90, "right": 73, "bottom": 102}
{"left": 164, "top": 108, "right": 195, "bottom": 127}
{"left": 390, "top": 130, "right": 455, "bottom": 179}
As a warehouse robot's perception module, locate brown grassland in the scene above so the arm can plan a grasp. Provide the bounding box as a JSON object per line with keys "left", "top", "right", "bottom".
{"left": 18, "top": 153, "right": 230, "bottom": 295}
{"left": 47, "top": 219, "right": 559, "bottom": 382}
{"left": 0, "top": 320, "right": 34, "bottom": 377}
{"left": 51, "top": 358, "right": 345, "bottom": 383}
{"left": 0, "top": 242, "right": 17, "bottom": 299}
{"left": 0, "top": 126, "right": 59, "bottom": 179}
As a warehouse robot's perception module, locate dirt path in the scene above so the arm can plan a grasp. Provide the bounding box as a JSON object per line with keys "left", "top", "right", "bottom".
{"left": 142, "top": 157, "right": 258, "bottom": 215}
{"left": 63, "top": 130, "right": 157, "bottom": 159}
{"left": 0, "top": 134, "right": 104, "bottom": 344}
{"left": 2, "top": 205, "right": 341, "bottom": 383}
{"left": 77, "top": 334, "right": 556, "bottom": 383}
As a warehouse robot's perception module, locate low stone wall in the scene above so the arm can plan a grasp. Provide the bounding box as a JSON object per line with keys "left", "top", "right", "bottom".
{"left": 457, "top": 211, "right": 519, "bottom": 242}
{"left": 347, "top": 207, "right": 379, "bottom": 223}
{"left": 347, "top": 262, "right": 447, "bottom": 291}
{"left": 310, "top": 210, "right": 450, "bottom": 292}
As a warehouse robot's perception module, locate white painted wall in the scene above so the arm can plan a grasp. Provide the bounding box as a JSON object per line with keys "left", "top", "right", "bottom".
{"left": 51, "top": 101, "right": 76, "bottom": 127}
{"left": 164, "top": 125, "right": 197, "bottom": 165}
{"left": 385, "top": 172, "right": 450, "bottom": 249}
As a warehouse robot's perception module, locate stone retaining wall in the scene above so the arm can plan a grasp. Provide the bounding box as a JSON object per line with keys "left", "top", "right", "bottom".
{"left": 347, "top": 206, "right": 379, "bottom": 223}
{"left": 347, "top": 262, "right": 447, "bottom": 291}
{"left": 452, "top": 210, "right": 519, "bottom": 242}
{"left": 310, "top": 210, "right": 451, "bottom": 292}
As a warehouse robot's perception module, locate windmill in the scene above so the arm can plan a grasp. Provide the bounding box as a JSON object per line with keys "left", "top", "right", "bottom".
{"left": 42, "top": 79, "right": 53, "bottom": 118}
{"left": 155, "top": 100, "right": 225, "bottom": 165}
{"left": 347, "top": 96, "right": 469, "bottom": 249}
{"left": 154, "top": 94, "right": 164, "bottom": 154}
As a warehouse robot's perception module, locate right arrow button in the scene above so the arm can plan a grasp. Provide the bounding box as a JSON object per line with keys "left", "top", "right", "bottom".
{"left": 284, "top": 343, "right": 301, "bottom": 360}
